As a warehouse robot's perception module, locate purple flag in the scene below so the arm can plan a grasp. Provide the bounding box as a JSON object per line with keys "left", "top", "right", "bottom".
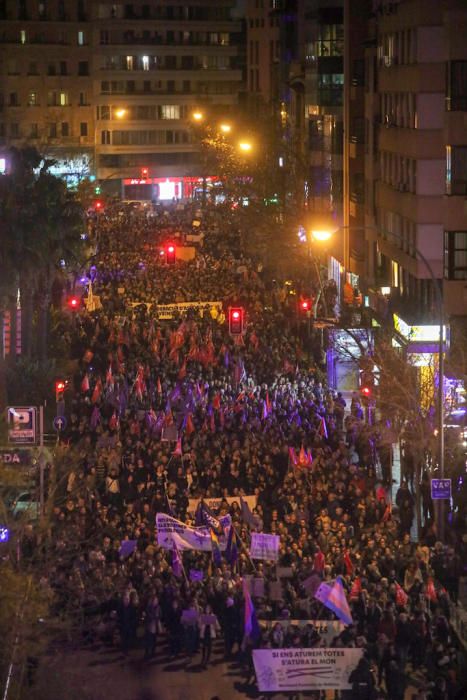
{"left": 90, "top": 406, "right": 101, "bottom": 430}
{"left": 119, "top": 539, "right": 137, "bottom": 558}
{"left": 189, "top": 569, "right": 204, "bottom": 582}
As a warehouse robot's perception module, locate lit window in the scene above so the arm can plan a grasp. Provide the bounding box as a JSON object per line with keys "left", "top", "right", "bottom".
{"left": 78, "top": 31, "right": 85, "bottom": 45}
{"left": 20, "top": 30, "right": 27, "bottom": 44}
{"left": 160, "top": 105, "right": 180, "bottom": 119}
{"left": 27, "top": 91, "right": 38, "bottom": 106}
{"left": 126, "top": 56, "right": 134, "bottom": 71}
{"left": 142, "top": 56, "right": 149, "bottom": 71}
{"left": 59, "top": 92, "right": 68, "bottom": 106}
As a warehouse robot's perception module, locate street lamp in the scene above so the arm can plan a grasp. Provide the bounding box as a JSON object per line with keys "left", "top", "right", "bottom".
{"left": 114, "top": 108, "right": 127, "bottom": 119}
{"left": 192, "top": 111, "right": 204, "bottom": 122}
{"left": 238, "top": 141, "right": 252, "bottom": 153}
{"left": 311, "top": 229, "right": 333, "bottom": 243}
{"left": 219, "top": 123, "right": 232, "bottom": 134}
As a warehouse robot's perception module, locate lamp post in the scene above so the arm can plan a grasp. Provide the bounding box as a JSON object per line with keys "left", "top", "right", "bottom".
{"left": 308, "top": 228, "right": 333, "bottom": 319}
{"left": 315, "top": 224, "right": 445, "bottom": 535}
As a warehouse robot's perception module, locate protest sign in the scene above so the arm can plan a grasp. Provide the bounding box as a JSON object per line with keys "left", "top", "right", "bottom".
{"left": 156, "top": 512, "right": 231, "bottom": 551}
{"left": 250, "top": 533, "right": 280, "bottom": 562}
{"left": 253, "top": 647, "right": 363, "bottom": 692}
{"left": 276, "top": 567, "right": 293, "bottom": 579}
{"left": 188, "top": 495, "right": 257, "bottom": 514}
{"left": 258, "top": 620, "right": 345, "bottom": 646}
{"left": 269, "top": 580, "right": 283, "bottom": 601}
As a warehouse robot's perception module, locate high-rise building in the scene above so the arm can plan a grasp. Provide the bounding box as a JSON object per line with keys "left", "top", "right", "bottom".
{"left": 363, "top": 0, "right": 467, "bottom": 322}
{"left": 343, "top": 0, "right": 371, "bottom": 277}
{"left": 245, "top": 1, "right": 344, "bottom": 216}
{"left": 0, "top": 1, "right": 245, "bottom": 196}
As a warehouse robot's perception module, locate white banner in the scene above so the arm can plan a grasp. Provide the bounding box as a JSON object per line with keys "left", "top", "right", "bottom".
{"left": 253, "top": 648, "right": 363, "bottom": 692}
{"left": 156, "top": 512, "right": 231, "bottom": 551}
{"left": 188, "top": 495, "right": 257, "bottom": 514}
{"left": 258, "top": 621, "right": 345, "bottom": 646}
{"left": 250, "top": 533, "right": 280, "bottom": 562}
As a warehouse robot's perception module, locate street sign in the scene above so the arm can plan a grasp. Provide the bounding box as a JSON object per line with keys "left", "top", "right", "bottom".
{"left": 431, "top": 478, "right": 452, "bottom": 500}
{"left": 7, "top": 407, "right": 37, "bottom": 444}
{"left": 53, "top": 416, "right": 67, "bottom": 432}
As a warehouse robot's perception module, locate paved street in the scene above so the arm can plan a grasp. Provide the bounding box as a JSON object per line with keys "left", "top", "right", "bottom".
{"left": 34, "top": 639, "right": 260, "bottom": 700}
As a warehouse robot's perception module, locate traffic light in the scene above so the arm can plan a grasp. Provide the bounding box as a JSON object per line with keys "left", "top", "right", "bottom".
{"left": 67, "top": 296, "right": 80, "bottom": 311}
{"left": 300, "top": 299, "right": 311, "bottom": 312}
{"left": 93, "top": 200, "right": 103, "bottom": 211}
{"left": 55, "top": 380, "right": 66, "bottom": 403}
{"left": 94, "top": 185, "right": 101, "bottom": 195}
{"left": 229, "top": 307, "right": 244, "bottom": 335}
{"left": 359, "top": 368, "right": 375, "bottom": 399}
{"left": 141, "top": 167, "right": 149, "bottom": 179}
{"left": 166, "top": 244, "right": 176, "bottom": 265}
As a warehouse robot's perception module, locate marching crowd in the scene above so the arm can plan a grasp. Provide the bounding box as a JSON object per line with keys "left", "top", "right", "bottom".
{"left": 28, "top": 202, "right": 465, "bottom": 699}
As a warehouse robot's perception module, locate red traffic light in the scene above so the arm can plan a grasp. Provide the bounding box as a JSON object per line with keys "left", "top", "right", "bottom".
{"left": 360, "top": 386, "right": 372, "bottom": 397}
{"left": 68, "top": 296, "right": 80, "bottom": 310}
{"left": 229, "top": 307, "right": 244, "bottom": 335}
{"left": 301, "top": 300, "right": 310, "bottom": 311}
{"left": 94, "top": 200, "right": 103, "bottom": 210}
{"left": 141, "top": 167, "right": 149, "bottom": 178}
{"left": 166, "top": 244, "right": 176, "bottom": 264}
{"left": 55, "top": 379, "right": 67, "bottom": 402}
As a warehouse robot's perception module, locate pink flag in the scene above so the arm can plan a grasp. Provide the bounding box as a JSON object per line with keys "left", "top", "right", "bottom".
{"left": 81, "top": 374, "right": 90, "bottom": 393}
{"left": 395, "top": 582, "right": 408, "bottom": 607}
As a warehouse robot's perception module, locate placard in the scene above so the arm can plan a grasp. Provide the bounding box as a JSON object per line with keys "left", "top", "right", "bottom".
{"left": 250, "top": 533, "right": 280, "bottom": 562}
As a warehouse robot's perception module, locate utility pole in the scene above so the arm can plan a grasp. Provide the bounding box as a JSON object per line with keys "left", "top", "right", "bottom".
{"left": 39, "top": 405, "right": 45, "bottom": 517}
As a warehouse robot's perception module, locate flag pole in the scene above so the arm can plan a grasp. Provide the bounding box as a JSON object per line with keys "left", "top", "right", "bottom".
{"left": 234, "top": 523, "right": 257, "bottom": 573}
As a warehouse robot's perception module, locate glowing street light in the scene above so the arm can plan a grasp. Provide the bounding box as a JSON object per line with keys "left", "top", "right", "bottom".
{"left": 114, "top": 108, "right": 127, "bottom": 119}
{"left": 238, "top": 141, "right": 252, "bottom": 153}
{"left": 310, "top": 229, "right": 333, "bottom": 243}
{"left": 219, "top": 123, "right": 232, "bottom": 134}
{"left": 192, "top": 111, "right": 204, "bottom": 122}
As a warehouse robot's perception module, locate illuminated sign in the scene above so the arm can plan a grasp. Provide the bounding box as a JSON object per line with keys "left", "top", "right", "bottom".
{"left": 393, "top": 314, "right": 448, "bottom": 343}
{"left": 0, "top": 158, "right": 6, "bottom": 174}
{"left": 122, "top": 176, "right": 219, "bottom": 200}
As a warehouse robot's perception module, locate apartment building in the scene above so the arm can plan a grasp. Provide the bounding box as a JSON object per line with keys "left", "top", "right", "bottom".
{"left": 0, "top": 0, "right": 94, "bottom": 184}
{"left": 0, "top": 0, "right": 245, "bottom": 195}
{"left": 364, "top": 0, "right": 467, "bottom": 320}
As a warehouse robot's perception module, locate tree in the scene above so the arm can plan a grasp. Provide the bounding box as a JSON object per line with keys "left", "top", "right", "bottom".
{"left": 0, "top": 148, "right": 85, "bottom": 408}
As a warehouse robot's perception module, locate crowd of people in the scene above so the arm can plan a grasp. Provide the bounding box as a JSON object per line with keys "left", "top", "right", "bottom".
{"left": 26, "top": 201, "right": 465, "bottom": 699}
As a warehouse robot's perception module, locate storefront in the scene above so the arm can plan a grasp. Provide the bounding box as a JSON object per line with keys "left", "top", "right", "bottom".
{"left": 122, "top": 176, "right": 220, "bottom": 202}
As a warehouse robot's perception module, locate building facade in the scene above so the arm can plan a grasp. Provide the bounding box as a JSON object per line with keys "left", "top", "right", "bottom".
{"left": 0, "top": 0, "right": 245, "bottom": 194}
{"left": 363, "top": 0, "right": 467, "bottom": 321}
{"left": 245, "top": 1, "right": 344, "bottom": 217}
{"left": 0, "top": 0, "right": 94, "bottom": 185}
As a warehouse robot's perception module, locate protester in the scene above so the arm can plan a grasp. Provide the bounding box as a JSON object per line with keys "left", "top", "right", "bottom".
{"left": 33, "top": 202, "right": 465, "bottom": 700}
